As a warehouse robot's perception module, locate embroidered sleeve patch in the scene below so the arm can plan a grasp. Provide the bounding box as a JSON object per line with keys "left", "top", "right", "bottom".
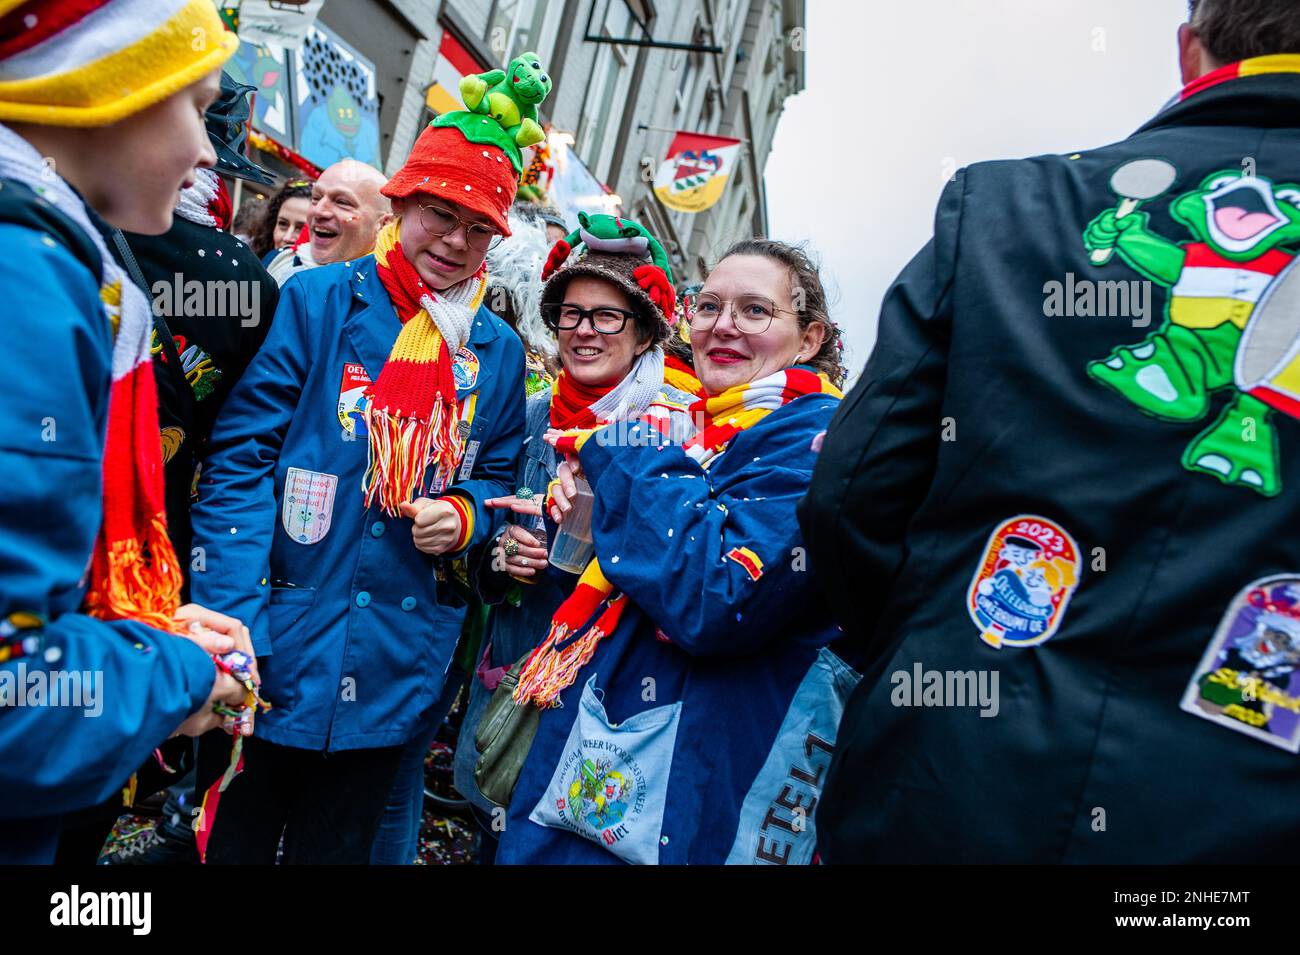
{"left": 338, "top": 363, "right": 372, "bottom": 434}
{"left": 453, "top": 346, "right": 480, "bottom": 391}
{"left": 726, "top": 546, "right": 764, "bottom": 581}
{"left": 1181, "top": 574, "right": 1300, "bottom": 752}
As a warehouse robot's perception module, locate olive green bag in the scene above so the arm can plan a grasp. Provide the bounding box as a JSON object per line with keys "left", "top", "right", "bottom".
{"left": 474, "top": 656, "right": 542, "bottom": 808}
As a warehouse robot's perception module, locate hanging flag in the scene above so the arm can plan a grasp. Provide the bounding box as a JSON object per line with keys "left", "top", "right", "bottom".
{"left": 426, "top": 31, "right": 487, "bottom": 116}
{"left": 653, "top": 131, "right": 743, "bottom": 213}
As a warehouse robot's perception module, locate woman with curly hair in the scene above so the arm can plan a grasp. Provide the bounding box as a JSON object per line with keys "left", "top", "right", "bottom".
{"left": 250, "top": 178, "right": 312, "bottom": 262}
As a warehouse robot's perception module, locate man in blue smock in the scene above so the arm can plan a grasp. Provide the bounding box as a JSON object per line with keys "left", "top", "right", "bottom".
{"left": 190, "top": 106, "right": 535, "bottom": 863}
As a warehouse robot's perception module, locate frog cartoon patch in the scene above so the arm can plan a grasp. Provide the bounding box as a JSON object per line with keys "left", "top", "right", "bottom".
{"left": 1084, "top": 165, "right": 1300, "bottom": 495}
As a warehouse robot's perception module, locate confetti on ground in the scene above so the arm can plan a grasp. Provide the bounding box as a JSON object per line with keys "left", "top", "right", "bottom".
{"left": 97, "top": 698, "right": 481, "bottom": 865}
{"left": 415, "top": 702, "right": 477, "bottom": 865}
{"left": 415, "top": 810, "right": 477, "bottom": 866}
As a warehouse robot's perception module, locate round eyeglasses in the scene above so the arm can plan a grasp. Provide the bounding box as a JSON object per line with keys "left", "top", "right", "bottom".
{"left": 416, "top": 202, "right": 501, "bottom": 252}
{"left": 684, "top": 293, "right": 798, "bottom": 335}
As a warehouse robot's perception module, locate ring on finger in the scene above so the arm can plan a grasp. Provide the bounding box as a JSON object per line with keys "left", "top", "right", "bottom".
{"left": 504, "top": 537, "right": 520, "bottom": 559}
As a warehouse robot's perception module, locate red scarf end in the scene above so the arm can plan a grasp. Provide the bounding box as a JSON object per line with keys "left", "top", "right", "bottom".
{"left": 362, "top": 403, "right": 463, "bottom": 515}
{"left": 85, "top": 513, "right": 183, "bottom": 631}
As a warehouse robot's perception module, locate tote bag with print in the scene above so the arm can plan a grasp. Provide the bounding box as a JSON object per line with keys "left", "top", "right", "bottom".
{"left": 529, "top": 675, "right": 681, "bottom": 865}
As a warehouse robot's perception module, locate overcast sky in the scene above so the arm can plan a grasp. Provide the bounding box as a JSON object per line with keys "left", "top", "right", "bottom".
{"left": 765, "top": 0, "right": 1190, "bottom": 377}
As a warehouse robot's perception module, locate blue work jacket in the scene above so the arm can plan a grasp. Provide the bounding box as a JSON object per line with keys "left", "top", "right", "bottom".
{"left": 190, "top": 257, "right": 524, "bottom": 752}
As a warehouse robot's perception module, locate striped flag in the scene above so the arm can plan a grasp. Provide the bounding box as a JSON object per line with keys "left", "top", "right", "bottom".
{"left": 425, "top": 29, "right": 484, "bottom": 116}
{"left": 652, "top": 130, "right": 742, "bottom": 214}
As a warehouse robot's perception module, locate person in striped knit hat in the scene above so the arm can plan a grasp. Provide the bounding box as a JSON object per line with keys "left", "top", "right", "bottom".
{"left": 186, "top": 60, "right": 547, "bottom": 863}
{"left": 0, "top": 0, "right": 256, "bottom": 865}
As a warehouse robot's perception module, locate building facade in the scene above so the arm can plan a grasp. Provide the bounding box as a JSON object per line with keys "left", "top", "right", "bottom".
{"left": 416, "top": 0, "right": 807, "bottom": 287}
{"left": 236, "top": 0, "right": 805, "bottom": 289}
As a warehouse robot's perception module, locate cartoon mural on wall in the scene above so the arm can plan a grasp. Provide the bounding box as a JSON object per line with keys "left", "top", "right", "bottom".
{"left": 225, "top": 38, "right": 293, "bottom": 143}
{"left": 294, "top": 24, "right": 381, "bottom": 171}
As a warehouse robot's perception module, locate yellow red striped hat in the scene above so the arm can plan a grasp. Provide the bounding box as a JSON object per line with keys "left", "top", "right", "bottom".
{"left": 0, "top": 0, "right": 238, "bottom": 127}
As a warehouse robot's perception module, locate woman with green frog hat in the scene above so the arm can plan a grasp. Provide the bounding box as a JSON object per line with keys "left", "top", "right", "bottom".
{"left": 451, "top": 213, "right": 696, "bottom": 860}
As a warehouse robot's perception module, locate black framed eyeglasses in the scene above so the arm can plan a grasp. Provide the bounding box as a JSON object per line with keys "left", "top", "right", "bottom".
{"left": 542, "top": 302, "right": 638, "bottom": 335}
{"left": 415, "top": 202, "right": 501, "bottom": 252}
{"left": 684, "top": 293, "right": 797, "bottom": 335}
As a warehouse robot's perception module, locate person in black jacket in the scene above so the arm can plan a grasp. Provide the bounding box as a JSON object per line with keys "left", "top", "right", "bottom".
{"left": 800, "top": 0, "right": 1300, "bottom": 863}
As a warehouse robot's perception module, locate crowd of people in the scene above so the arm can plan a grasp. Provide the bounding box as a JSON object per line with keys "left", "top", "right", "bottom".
{"left": 3, "top": 0, "right": 1300, "bottom": 866}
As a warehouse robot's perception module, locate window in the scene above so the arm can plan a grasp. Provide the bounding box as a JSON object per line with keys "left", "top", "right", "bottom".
{"left": 766, "top": 5, "right": 782, "bottom": 73}
{"left": 577, "top": 0, "right": 635, "bottom": 177}
{"left": 700, "top": 79, "right": 717, "bottom": 128}
{"left": 674, "top": 17, "right": 706, "bottom": 115}
{"left": 487, "top": 0, "right": 562, "bottom": 66}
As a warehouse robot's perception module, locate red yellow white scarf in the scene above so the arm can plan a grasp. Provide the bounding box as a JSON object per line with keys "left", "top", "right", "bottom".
{"left": 513, "top": 366, "right": 840, "bottom": 707}
{"left": 663, "top": 352, "right": 703, "bottom": 398}
{"left": 365, "top": 219, "right": 488, "bottom": 515}
{"left": 83, "top": 279, "right": 185, "bottom": 630}
{"left": 0, "top": 123, "right": 183, "bottom": 630}
{"left": 549, "top": 370, "right": 613, "bottom": 431}
{"left": 683, "top": 366, "right": 842, "bottom": 468}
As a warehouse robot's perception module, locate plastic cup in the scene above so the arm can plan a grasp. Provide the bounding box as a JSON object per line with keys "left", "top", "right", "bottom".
{"left": 548, "top": 477, "right": 595, "bottom": 574}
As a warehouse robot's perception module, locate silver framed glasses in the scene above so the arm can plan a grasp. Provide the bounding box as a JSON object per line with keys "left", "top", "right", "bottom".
{"left": 684, "top": 293, "right": 798, "bottom": 334}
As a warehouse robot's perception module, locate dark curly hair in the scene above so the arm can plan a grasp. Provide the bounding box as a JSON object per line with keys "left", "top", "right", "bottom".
{"left": 708, "top": 238, "right": 846, "bottom": 387}
{"left": 251, "top": 178, "right": 313, "bottom": 259}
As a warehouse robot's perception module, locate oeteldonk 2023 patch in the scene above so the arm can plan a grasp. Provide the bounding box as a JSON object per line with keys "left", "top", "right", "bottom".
{"left": 1181, "top": 574, "right": 1300, "bottom": 752}
{"left": 967, "top": 515, "right": 1081, "bottom": 649}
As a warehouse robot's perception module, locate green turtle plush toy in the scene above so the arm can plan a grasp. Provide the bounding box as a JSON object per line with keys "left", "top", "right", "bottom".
{"left": 431, "top": 52, "right": 551, "bottom": 173}
{"left": 542, "top": 212, "right": 677, "bottom": 319}
{"left": 459, "top": 52, "right": 550, "bottom": 149}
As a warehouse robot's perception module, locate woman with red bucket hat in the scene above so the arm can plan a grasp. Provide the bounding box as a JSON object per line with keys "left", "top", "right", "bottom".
{"left": 186, "top": 62, "right": 550, "bottom": 863}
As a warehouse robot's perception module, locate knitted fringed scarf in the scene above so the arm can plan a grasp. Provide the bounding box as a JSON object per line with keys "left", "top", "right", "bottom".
{"left": 364, "top": 219, "right": 488, "bottom": 515}
{"left": 0, "top": 124, "right": 182, "bottom": 630}
{"left": 548, "top": 370, "right": 610, "bottom": 431}
{"left": 683, "top": 367, "right": 843, "bottom": 468}
{"left": 84, "top": 280, "right": 185, "bottom": 629}
{"left": 663, "top": 352, "right": 703, "bottom": 398}
{"left": 513, "top": 366, "right": 839, "bottom": 708}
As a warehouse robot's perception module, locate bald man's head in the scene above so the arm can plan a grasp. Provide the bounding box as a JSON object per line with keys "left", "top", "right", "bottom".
{"left": 308, "top": 159, "right": 394, "bottom": 264}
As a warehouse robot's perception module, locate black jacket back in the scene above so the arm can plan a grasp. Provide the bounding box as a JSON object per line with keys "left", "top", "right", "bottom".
{"left": 801, "top": 60, "right": 1300, "bottom": 862}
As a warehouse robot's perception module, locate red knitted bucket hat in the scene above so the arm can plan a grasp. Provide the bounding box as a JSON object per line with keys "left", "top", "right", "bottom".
{"left": 383, "top": 51, "right": 553, "bottom": 238}
{"left": 381, "top": 123, "right": 518, "bottom": 237}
